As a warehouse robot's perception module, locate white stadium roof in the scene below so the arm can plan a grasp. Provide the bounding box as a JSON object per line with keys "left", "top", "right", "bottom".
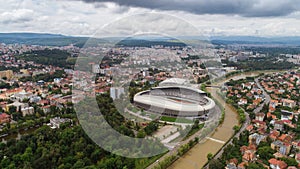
{"left": 134, "top": 94, "right": 215, "bottom": 112}
{"left": 133, "top": 82, "right": 215, "bottom": 114}
{"left": 159, "top": 78, "right": 189, "bottom": 86}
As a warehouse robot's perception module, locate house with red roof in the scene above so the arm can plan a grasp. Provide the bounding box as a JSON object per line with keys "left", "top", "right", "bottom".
{"left": 0, "top": 113, "right": 10, "bottom": 124}
{"left": 268, "top": 158, "right": 287, "bottom": 169}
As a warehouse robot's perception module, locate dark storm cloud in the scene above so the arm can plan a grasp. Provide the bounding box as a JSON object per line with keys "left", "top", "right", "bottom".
{"left": 78, "top": 0, "right": 300, "bottom": 17}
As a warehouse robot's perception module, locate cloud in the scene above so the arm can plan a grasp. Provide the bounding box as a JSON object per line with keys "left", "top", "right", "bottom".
{"left": 98, "top": 2, "right": 130, "bottom": 14}
{"left": 95, "top": 13, "right": 202, "bottom": 38}
{"left": 78, "top": 0, "right": 300, "bottom": 17}
{"left": 1, "top": 0, "right": 300, "bottom": 37}
{"left": 0, "top": 9, "right": 36, "bottom": 24}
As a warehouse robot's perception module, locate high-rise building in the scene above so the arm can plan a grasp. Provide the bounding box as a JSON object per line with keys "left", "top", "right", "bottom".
{"left": 110, "top": 87, "right": 125, "bottom": 100}
{"left": 91, "top": 64, "right": 100, "bottom": 73}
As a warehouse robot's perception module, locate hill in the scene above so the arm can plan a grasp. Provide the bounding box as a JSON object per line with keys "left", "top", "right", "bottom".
{"left": 0, "top": 33, "right": 89, "bottom": 47}
{"left": 210, "top": 36, "right": 300, "bottom": 46}
{"left": 1, "top": 33, "right": 300, "bottom": 47}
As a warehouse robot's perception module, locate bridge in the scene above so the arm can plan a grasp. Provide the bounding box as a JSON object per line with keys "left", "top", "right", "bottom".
{"left": 205, "top": 137, "right": 226, "bottom": 144}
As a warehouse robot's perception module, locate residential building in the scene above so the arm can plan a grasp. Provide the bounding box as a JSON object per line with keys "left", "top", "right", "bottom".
{"left": 110, "top": 87, "right": 125, "bottom": 100}
{"left": 255, "top": 113, "right": 265, "bottom": 122}
{"left": 268, "top": 158, "right": 287, "bottom": 169}
{"left": 48, "top": 117, "right": 72, "bottom": 129}
{"left": 274, "top": 121, "right": 284, "bottom": 131}
{"left": 0, "top": 113, "right": 10, "bottom": 124}
{"left": 282, "top": 99, "right": 296, "bottom": 108}
{"left": 21, "top": 107, "right": 34, "bottom": 116}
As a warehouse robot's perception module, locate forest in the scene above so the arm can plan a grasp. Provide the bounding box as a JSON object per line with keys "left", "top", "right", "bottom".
{"left": 0, "top": 93, "right": 164, "bottom": 169}
{"left": 17, "top": 49, "right": 74, "bottom": 68}
{"left": 19, "top": 70, "right": 65, "bottom": 83}
{"left": 224, "top": 57, "right": 295, "bottom": 71}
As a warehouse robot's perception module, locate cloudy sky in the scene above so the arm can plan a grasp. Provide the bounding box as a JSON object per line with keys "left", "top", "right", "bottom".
{"left": 1, "top": 0, "right": 300, "bottom": 37}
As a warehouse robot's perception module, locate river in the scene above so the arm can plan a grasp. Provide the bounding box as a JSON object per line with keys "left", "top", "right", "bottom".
{"left": 168, "top": 71, "right": 273, "bottom": 169}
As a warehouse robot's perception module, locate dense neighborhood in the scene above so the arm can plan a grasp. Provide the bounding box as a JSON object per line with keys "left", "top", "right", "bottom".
{"left": 219, "top": 72, "right": 300, "bottom": 169}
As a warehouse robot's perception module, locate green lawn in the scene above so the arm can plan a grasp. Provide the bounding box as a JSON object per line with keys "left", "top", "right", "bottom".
{"left": 160, "top": 116, "right": 193, "bottom": 124}
{"left": 150, "top": 114, "right": 160, "bottom": 120}
{"left": 128, "top": 105, "right": 140, "bottom": 113}
{"left": 123, "top": 111, "right": 149, "bottom": 122}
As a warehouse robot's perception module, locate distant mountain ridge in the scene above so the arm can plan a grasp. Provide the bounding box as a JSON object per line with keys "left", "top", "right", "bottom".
{"left": 1, "top": 33, "right": 300, "bottom": 46}
{"left": 210, "top": 36, "right": 300, "bottom": 45}
{"left": 0, "top": 33, "right": 89, "bottom": 47}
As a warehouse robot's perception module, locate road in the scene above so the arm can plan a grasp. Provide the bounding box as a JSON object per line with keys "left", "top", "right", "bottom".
{"left": 254, "top": 77, "right": 271, "bottom": 113}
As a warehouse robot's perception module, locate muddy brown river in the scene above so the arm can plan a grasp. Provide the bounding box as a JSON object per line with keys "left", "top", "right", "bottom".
{"left": 168, "top": 71, "right": 274, "bottom": 169}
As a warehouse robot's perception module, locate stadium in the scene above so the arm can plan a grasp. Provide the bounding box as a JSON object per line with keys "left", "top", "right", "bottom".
{"left": 133, "top": 78, "right": 216, "bottom": 118}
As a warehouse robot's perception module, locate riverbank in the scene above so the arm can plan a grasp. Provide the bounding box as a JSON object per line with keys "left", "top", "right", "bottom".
{"left": 167, "top": 71, "right": 274, "bottom": 169}
{"left": 168, "top": 86, "right": 238, "bottom": 169}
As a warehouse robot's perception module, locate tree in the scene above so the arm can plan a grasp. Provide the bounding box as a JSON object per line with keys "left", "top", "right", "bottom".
{"left": 233, "top": 125, "right": 240, "bottom": 133}
{"left": 8, "top": 106, "right": 17, "bottom": 114}
{"left": 1, "top": 158, "right": 10, "bottom": 168}
{"left": 144, "top": 121, "right": 159, "bottom": 135}
{"left": 249, "top": 112, "right": 255, "bottom": 120}
{"left": 280, "top": 157, "right": 298, "bottom": 166}
{"left": 73, "top": 159, "right": 85, "bottom": 169}
{"left": 247, "top": 162, "right": 265, "bottom": 169}
{"left": 192, "top": 119, "right": 200, "bottom": 129}
{"left": 257, "top": 146, "right": 275, "bottom": 162}
{"left": 208, "top": 159, "right": 224, "bottom": 169}
{"left": 137, "top": 130, "right": 146, "bottom": 138}
{"left": 261, "top": 104, "right": 268, "bottom": 113}
{"left": 0, "top": 93, "right": 167, "bottom": 169}
{"left": 21, "top": 147, "right": 33, "bottom": 162}
{"left": 207, "top": 153, "right": 213, "bottom": 161}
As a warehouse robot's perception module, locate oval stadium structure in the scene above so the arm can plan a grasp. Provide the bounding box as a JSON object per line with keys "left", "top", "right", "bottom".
{"left": 133, "top": 80, "right": 215, "bottom": 118}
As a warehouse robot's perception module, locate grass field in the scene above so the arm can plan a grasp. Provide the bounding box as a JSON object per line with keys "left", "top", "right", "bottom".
{"left": 160, "top": 116, "right": 193, "bottom": 124}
